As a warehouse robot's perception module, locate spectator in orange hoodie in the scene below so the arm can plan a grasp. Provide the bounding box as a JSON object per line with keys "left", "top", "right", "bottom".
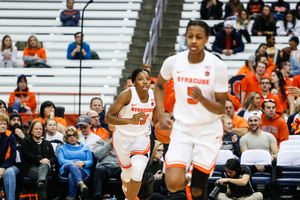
{"left": 22, "top": 36, "right": 46, "bottom": 67}
{"left": 8, "top": 75, "right": 37, "bottom": 113}
{"left": 260, "top": 99, "right": 289, "bottom": 148}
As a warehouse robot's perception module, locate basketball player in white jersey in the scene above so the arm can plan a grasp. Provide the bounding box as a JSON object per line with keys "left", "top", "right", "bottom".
{"left": 105, "top": 68, "right": 156, "bottom": 200}
{"left": 154, "top": 20, "right": 228, "bottom": 200}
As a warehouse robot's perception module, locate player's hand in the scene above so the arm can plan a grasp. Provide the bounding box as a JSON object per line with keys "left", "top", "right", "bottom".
{"left": 190, "top": 86, "right": 204, "bottom": 103}
{"left": 131, "top": 112, "right": 146, "bottom": 124}
{"left": 231, "top": 135, "right": 238, "bottom": 143}
{"left": 159, "top": 117, "right": 173, "bottom": 130}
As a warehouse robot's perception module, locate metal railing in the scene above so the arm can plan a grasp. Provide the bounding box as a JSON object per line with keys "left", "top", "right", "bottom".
{"left": 143, "top": 0, "right": 167, "bottom": 66}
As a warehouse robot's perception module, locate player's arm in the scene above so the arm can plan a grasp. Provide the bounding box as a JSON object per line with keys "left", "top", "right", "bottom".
{"left": 154, "top": 73, "right": 173, "bottom": 129}
{"left": 105, "top": 89, "right": 146, "bottom": 125}
{"left": 191, "top": 87, "right": 227, "bottom": 115}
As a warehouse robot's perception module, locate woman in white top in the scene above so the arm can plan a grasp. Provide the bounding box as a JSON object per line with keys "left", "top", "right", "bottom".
{"left": 44, "top": 118, "right": 64, "bottom": 152}
{"left": 0, "top": 35, "right": 17, "bottom": 68}
{"left": 278, "top": 11, "right": 300, "bottom": 36}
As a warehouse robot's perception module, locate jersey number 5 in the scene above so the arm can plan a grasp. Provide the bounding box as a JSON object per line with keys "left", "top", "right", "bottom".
{"left": 187, "top": 87, "right": 198, "bottom": 104}
{"left": 134, "top": 114, "right": 149, "bottom": 125}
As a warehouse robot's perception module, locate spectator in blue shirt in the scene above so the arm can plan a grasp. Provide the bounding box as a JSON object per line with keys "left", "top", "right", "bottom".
{"left": 60, "top": 0, "right": 80, "bottom": 27}
{"left": 67, "top": 32, "right": 91, "bottom": 60}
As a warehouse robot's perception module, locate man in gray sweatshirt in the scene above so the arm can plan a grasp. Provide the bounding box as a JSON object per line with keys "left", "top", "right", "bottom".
{"left": 93, "top": 136, "right": 121, "bottom": 199}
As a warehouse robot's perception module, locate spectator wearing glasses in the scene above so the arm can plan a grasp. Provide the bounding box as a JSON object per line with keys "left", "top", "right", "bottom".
{"left": 259, "top": 78, "right": 283, "bottom": 116}
{"left": 225, "top": 99, "right": 250, "bottom": 137}
{"left": 57, "top": 126, "right": 93, "bottom": 200}
{"left": 87, "top": 110, "right": 109, "bottom": 140}
{"left": 90, "top": 97, "right": 108, "bottom": 131}
{"left": 260, "top": 99, "right": 289, "bottom": 148}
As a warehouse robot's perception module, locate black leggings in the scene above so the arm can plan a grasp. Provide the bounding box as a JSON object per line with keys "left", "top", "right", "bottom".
{"left": 191, "top": 168, "right": 209, "bottom": 200}
{"left": 238, "top": 29, "right": 251, "bottom": 43}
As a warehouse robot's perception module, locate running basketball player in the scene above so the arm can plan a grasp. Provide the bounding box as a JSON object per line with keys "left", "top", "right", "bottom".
{"left": 154, "top": 20, "right": 228, "bottom": 200}
{"left": 105, "top": 68, "right": 157, "bottom": 200}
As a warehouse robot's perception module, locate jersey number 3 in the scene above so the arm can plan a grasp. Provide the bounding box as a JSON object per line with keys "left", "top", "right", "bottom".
{"left": 134, "top": 114, "right": 149, "bottom": 125}
{"left": 187, "top": 87, "right": 198, "bottom": 104}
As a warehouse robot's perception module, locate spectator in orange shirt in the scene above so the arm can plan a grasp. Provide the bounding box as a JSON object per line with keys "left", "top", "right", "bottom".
{"left": 8, "top": 75, "right": 37, "bottom": 113}
{"left": 238, "top": 92, "right": 262, "bottom": 120}
{"left": 241, "top": 62, "right": 267, "bottom": 106}
{"left": 141, "top": 64, "right": 157, "bottom": 84}
{"left": 34, "top": 101, "right": 67, "bottom": 133}
{"left": 248, "top": 44, "right": 276, "bottom": 73}
{"left": 260, "top": 99, "right": 289, "bottom": 148}
{"left": 276, "top": 61, "right": 293, "bottom": 86}
{"left": 270, "top": 70, "right": 294, "bottom": 114}
{"left": 228, "top": 82, "right": 242, "bottom": 113}
{"left": 87, "top": 110, "right": 108, "bottom": 140}
{"left": 259, "top": 77, "right": 283, "bottom": 116}
{"left": 22, "top": 36, "right": 46, "bottom": 67}
{"left": 237, "top": 54, "right": 270, "bottom": 76}
{"left": 292, "top": 73, "right": 300, "bottom": 88}
{"left": 225, "top": 99, "right": 250, "bottom": 137}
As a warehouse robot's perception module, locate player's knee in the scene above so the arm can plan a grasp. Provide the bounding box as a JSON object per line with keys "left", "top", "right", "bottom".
{"left": 131, "top": 158, "right": 147, "bottom": 181}
{"left": 165, "top": 179, "right": 184, "bottom": 193}
{"left": 121, "top": 168, "right": 132, "bottom": 183}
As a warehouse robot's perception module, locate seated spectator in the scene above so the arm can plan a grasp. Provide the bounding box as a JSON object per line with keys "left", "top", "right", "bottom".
{"left": 20, "top": 120, "right": 57, "bottom": 200}
{"left": 220, "top": 115, "right": 241, "bottom": 158}
{"left": 90, "top": 97, "right": 108, "bottom": 131}
{"left": 287, "top": 98, "right": 300, "bottom": 135}
{"left": 248, "top": 44, "right": 276, "bottom": 74}
{"left": 227, "top": 82, "right": 242, "bottom": 113}
{"left": 224, "top": 0, "right": 244, "bottom": 19}
{"left": 67, "top": 32, "right": 91, "bottom": 60}
{"left": 77, "top": 115, "right": 101, "bottom": 153}
{"left": 8, "top": 74, "right": 37, "bottom": 113}
{"left": 252, "top": 6, "right": 276, "bottom": 36}
{"left": 0, "top": 113, "right": 19, "bottom": 200}
{"left": 23, "top": 36, "right": 46, "bottom": 67}
{"left": 34, "top": 101, "right": 67, "bottom": 133}
{"left": 87, "top": 110, "right": 109, "bottom": 140}
{"left": 233, "top": 9, "right": 253, "bottom": 43}
{"left": 225, "top": 99, "right": 250, "bottom": 137}
{"left": 238, "top": 92, "right": 263, "bottom": 120}
{"left": 57, "top": 126, "right": 92, "bottom": 200}
{"left": 277, "top": 61, "right": 293, "bottom": 86}
{"left": 212, "top": 21, "right": 245, "bottom": 56}
{"left": 271, "top": 0, "right": 290, "bottom": 20}
{"left": 124, "top": 75, "right": 134, "bottom": 90}
{"left": 247, "top": 0, "right": 265, "bottom": 18}
{"left": 93, "top": 134, "right": 121, "bottom": 200}
{"left": 240, "top": 62, "right": 267, "bottom": 106}
{"left": 296, "top": 1, "right": 300, "bottom": 19}
{"left": 276, "top": 47, "right": 300, "bottom": 77}
{"left": 237, "top": 54, "right": 269, "bottom": 76}
{"left": 0, "top": 35, "right": 17, "bottom": 68}
{"left": 278, "top": 11, "right": 300, "bottom": 36}
{"left": 44, "top": 118, "right": 64, "bottom": 151}
{"left": 270, "top": 87, "right": 279, "bottom": 96}
{"left": 142, "top": 64, "right": 157, "bottom": 84}
{"left": 200, "top": 0, "right": 223, "bottom": 20}
{"left": 0, "top": 100, "right": 7, "bottom": 114}
{"left": 260, "top": 99, "right": 289, "bottom": 148}
{"left": 270, "top": 70, "right": 294, "bottom": 114}
{"left": 215, "top": 159, "right": 263, "bottom": 200}
{"left": 178, "top": 34, "right": 187, "bottom": 52}
{"left": 240, "top": 111, "right": 278, "bottom": 173}
{"left": 8, "top": 113, "right": 27, "bottom": 146}
{"left": 266, "top": 35, "right": 279, "bottom": 62}
{"left": 60, "top": 0, "right": 80, "bottom": 27}
{"left": 289, "top": 36, "right": 300, "bottom": 63}
{"left": 259, "top": 78, "right": 283, "bottom": 116}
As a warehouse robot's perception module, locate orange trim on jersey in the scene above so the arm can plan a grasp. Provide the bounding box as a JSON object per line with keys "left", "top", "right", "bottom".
{"left": 130, "top": 141, "right": 150, "bottom": 156}
{"left": 112, "top": 129, "right": 132, "bottom": 169}
{"left": 193, "top": 162, "right": 216, "bottom": 174}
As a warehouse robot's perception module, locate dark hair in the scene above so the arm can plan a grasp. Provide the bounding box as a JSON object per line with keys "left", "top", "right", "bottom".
{"left": 266, "top": 35, "right": 274, "bottom": 40}
{"left": 28, "top": 120, "right": 44, "bottom": 137}
{"left": 74, "top": 32, "right": 83, "bottom": 38}
{"left": 284, "top": 10, "right": 296, "bottom": 30}
{"left": 280, "top": 49, "right": 290, "bottom": 63}
{"left": 0, "top": 100, "right": 7, "bottom": 112}
{"left": 1, "top": 35, "right": 13, "bottom": 52}
{"left": 255, "top": 54, "right": 268, "bottom": 63}
{"left": 262, "top": 99, "right": 276, "bottom": 109}
{"left": 237, "top": 9, "right": 250, "bottom": 23}
{"left": 260, "top": 77, "right": 271, "bottom": 84}
{"left": 249, "top": 0, "right": 263, "bottom": 5}
{"left": 261, "top": 5, "right": 274, "bottom": 25}
{"left": 40, "top": 101, "right": 56, "bottom": 118}
{"left": 90, "top": 97, "right": 103, "bottom": 106}
{"left": 186, "top": 20, "right": 210, "bottom": 37}
{"left": 227, "top": 0, "right": 244, "bottom": 16}
{"left": 127, "top": 75, "right": 132, "bottom": 80}
{"left": 255, "top": 43, "right": 268, "bottom": 56}
{"left": 271, "top": 70, "right": 286, "bottom": 99}
{"left": 225, "top": 158, "right": 241, "bottom": 173}
{"left": 276, "top": 61, "right": 289, "bottom": 71}
{"left": 131, "top": 68, "right": 150, "bottom": 84}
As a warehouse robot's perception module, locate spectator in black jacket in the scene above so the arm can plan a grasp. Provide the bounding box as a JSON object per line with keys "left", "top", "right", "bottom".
{"left": 247, "top": 0, "right": 265, "bottom": 18}
{"left": 200, "top": 0, "right": 223, "bottom": 20}
{"left": 60, "top": 0, "right": 80, "bottom": 26}
{"left": 252, "top": 5, "right": 276, "bottom": 36}
{"left": 212, "top": 20, "right": 245, "bottom": 56}
{"left": 271, "top": 0, "right": 290, "bottom": 20}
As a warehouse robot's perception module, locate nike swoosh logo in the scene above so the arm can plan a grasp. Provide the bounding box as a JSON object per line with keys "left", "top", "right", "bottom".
{"left": 177, "top": 71, "right": 184, "bottom": 73}
{"left": 131, "top": 104, "right": 138, "bottom": 106}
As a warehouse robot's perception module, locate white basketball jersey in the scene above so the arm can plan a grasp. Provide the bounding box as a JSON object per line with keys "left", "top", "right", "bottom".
{"left": 116, "top": 87, "right": 155, "bottom": 136}
{"left": 160, "top": 50, "right": 228, "bottom": 125}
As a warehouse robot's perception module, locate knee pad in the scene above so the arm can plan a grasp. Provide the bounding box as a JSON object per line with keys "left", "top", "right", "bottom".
{"left": 131, "top": 154, "right": 148, "bottom": 182}
{"left": 191, "top": 168, "right": 209, "bottom": 199}
{"left": 121, "top": 168, "right": 132, "bottom": 183}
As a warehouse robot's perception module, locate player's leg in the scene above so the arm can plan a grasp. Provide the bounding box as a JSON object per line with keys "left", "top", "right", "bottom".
{"left": 190, "top": 168, "right": 209, "bottom": 200}
{"left": 165, "top": 167, "right": 189, "bottom": 192}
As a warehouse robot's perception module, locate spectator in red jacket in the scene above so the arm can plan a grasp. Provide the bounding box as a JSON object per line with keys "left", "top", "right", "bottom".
{"left": 8, "top": 75, "right": 37, "bottom": 114}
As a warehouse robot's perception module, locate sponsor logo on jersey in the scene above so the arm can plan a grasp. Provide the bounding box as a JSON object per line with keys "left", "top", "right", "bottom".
{"left": 131, "top": 103, "right": 138, "bottom": 106}
{"left": 177, "top": 70, "right": 184, "bottom": 73}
